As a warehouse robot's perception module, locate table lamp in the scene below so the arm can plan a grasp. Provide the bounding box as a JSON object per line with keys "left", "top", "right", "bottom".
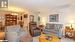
{"left": 69, "top": 20, "right": 75, "bottom": 29}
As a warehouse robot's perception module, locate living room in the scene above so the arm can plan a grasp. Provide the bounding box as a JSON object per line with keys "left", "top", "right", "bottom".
{"left": 0, "top": 0, "right": 75, "bottom": 42}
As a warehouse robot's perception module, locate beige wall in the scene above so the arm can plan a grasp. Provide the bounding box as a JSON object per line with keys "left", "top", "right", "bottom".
{"left": 36, "top": 7, "right": 75, "bottom": 29}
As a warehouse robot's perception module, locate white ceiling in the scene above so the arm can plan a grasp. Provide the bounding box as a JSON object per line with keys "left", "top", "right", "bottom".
{"left": 8, "top": 0, "right": 75, "bottom": 13}
{"left": 8, "top": 0, "right": 70, "bottom": 9}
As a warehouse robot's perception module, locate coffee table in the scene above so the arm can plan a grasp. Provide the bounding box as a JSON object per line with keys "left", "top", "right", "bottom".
{"left": 39, "top": 34, "right": 60, "bottom": 42}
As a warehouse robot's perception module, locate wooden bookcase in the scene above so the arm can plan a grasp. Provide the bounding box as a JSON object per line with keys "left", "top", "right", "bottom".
{"left": 5, "top": 14, "right": 17, "bottom": 26}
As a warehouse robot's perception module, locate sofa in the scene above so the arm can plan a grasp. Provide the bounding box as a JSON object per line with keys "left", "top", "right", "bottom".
{"left": 43, "top": 23, "right": 63, "bottom": 38}
{"left": 6, "top": 25, "right": 32, "bottom": 42}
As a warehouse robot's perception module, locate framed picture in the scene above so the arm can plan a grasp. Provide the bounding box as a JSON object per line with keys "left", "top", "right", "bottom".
{"left": 49, "top": 14, "right": 59, "bottom": 22}
{"left": 29, "top": 15, "right": 34, "bottom": 22}
{"left": 18, "top": 16, "right": 22, "bottom": 20}
{"left": 21, "top": 16, "right": 22, "bottom": 20}
{"left": 24, "top": 14, "right": 28, "bottom": 18}
{"left": 38, "top": 16, "right": 40, "bottom": 22}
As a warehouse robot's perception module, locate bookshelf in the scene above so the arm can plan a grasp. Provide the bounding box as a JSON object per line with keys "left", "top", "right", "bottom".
{"left": 5, "top": 14, "right": 17, "bottom": 26}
